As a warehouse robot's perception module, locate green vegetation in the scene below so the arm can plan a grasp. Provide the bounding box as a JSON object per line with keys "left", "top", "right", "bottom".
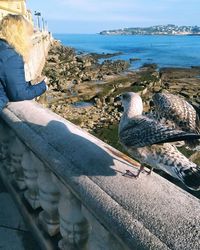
{"left": 92, "top": 124, "right": 125, "bottom": 152}
{"left": 139, "top": 71, "right": 158, "bottom": 83}
{"left": 68, "top": 117, "right": 83, "bottom": 126}
{"left": 96, "top": 76, "right": 131, "bottom": 98}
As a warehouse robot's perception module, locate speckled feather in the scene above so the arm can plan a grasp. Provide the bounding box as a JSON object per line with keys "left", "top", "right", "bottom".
{"left": 125, "top": 143, "right": 200, "bottom": 190}
{"left": 119, "top": 115, "right": 200, "bottom": 148}
{"left": 152, "top": 92, "right": 200, "bottom": 133}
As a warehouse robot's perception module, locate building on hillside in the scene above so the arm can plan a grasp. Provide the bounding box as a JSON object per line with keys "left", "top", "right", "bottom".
{"left": 0, "top": 0, "right": 33, "bottom": 23}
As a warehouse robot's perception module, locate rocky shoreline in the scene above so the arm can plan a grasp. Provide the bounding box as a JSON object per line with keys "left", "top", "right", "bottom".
{"left": 40, "top": 41, "right": 159, "bottom": 128}
{"left": 38, "top": 40, "right": 200, "bottom": 167}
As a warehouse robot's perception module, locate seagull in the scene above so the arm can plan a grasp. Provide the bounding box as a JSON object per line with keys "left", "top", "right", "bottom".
{"left": 118, "top": 92, "right": 200, "bottom": 191}
{"left": 151, "top": 92, "right": 200, "bottom": 149}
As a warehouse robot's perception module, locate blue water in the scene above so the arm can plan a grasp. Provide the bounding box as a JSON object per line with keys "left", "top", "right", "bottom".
{"left": 53, "top": 34, "right": 200, "bottom": 69}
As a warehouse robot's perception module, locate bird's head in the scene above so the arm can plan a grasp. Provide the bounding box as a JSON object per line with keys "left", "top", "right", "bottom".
{"left": 116, "top": 92, "right": 143, "bottom": 116}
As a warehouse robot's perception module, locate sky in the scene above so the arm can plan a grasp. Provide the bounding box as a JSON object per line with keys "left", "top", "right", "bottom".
{"left": 27, "top": 0, "right": 200, "bottom": 34}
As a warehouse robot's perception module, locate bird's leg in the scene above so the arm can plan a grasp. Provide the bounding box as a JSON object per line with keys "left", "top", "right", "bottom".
{"left": 144, "top": 166, "right": 154, "bottom": 175}
{"left": 122, "top": 165, "right": 153, "bottom": 178}
{"left": 122, "top": 165, "right": 145, "bottom": 178}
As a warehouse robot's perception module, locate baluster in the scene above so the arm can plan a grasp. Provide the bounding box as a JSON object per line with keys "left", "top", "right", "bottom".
{"left": 82, "top": 206, "right": 125, "bottom": 250}
{"left": 0, "top": 122, "right": 15, "bottom": 171}
{"left": 22, "top": 150, "right": 40, "bottom": 209}
{"left": 0, "top": 121, "right": 7, "bottom": 159}
{"left": 108, "top": 233, "right": 126, "bottom": 250}
{"left": 37, "top": 164, "right": 60, "bottom": 236}
{"left": 52, "top": 175, "right": 90, "bottom": 250}
{"left": 10, "top": 137, "right": 26, "bottom": 189}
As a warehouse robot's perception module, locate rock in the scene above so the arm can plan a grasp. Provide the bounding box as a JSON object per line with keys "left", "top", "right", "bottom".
{"left": 71, "top": 79, "right": 79, "bottom": 85}
{"left": 90, "top": 52, "right": 122, "bottom": 60}
{"left": 43, "top": 42, "right": 131, "bottom": 94}
{"left": 129, "top": 58, "right": 141, "bottom": 62}
{"left": 81, "top": 74, "right": 92, "bottom": 81}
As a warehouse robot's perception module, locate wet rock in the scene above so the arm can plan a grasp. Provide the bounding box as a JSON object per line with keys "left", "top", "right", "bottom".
{"left": 90, "top": 52, "right": 122, "bottom": 60}
{"left": 129, "top": 58, "right": 141, "bottom": 62}
{"left": 43, "top": 41, "right": 129, "bottom": 91}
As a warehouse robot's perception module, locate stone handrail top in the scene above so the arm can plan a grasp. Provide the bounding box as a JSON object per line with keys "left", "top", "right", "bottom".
{"left": 1, "top": 100, "right": 200, "bottom": 250}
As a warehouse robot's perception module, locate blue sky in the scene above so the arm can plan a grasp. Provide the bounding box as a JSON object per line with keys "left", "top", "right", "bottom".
{"left": 27, "top": 0, "right": 200, "bottom": 34}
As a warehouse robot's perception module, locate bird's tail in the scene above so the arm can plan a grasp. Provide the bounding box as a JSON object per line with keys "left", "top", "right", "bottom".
{"left": 185, "top": 139, "right": 200, "bottom": 151}
{"left": 179, "top": 165, "right": 200, "bottom": 191}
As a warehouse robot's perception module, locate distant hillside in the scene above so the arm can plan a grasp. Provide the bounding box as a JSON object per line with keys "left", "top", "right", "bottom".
{"left": 100, "top": 24, "right": 200, "bottom": 35}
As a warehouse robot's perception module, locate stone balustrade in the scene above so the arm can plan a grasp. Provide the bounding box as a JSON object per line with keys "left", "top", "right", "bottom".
{"left": 0, "top": 100, "right": 199, "bottom": 250}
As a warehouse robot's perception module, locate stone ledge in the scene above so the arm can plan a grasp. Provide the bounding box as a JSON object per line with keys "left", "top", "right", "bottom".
{"left": 1, "top": 100, "right": 200, "bottom": 250}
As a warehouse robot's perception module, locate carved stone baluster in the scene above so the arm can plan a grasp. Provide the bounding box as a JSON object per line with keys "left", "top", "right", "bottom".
{"left": 52, "top": 175, "right": 90, "bottom": 250}
{"left": 0, "top": 121, "right": 8, "bottom": 159}
{"left": 37, "top": 164, "right": 60, "bottom": 236}
{"left": 10, "top": 137, "right": 26, "bottom": 189}
{"left": 0, "top": 122, "right": 15, "bottom": 171}
{"left": 22, "top": 150, "right": 40, "bottom": 209}
{"left": 82, "top": 206, "right": 126, "bottom": 250}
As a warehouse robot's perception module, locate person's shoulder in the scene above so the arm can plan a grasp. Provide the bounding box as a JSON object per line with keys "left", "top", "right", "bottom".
{"left": 0, "top": 39, "right": 19, "bottom": 63}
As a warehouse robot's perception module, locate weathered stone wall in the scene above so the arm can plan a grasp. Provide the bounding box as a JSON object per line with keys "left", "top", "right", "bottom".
{"left": 25, "top": 31, "right": 52, "bottom": 81}
{"left": 0, "top": 0, "right": 32, "bottom": 22}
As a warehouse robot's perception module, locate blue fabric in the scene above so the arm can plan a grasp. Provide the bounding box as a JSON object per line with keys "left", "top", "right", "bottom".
{"left": 0, "top": 39, "right": 46, "bottom": 112}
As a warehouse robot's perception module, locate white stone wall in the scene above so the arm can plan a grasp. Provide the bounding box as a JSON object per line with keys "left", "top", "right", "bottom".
{"left": 0, "top": 0, "right": 33, "bottom": 23}
{"left": 25, "top": 31, "right": 52, "bottom": 81}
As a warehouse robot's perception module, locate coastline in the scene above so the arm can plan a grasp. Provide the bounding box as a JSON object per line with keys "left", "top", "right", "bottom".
{"left": 40, "top": 40, "right": 200, "bottom": 131}
{"left": 99, "top": 24, "right": 200, "bottom": 36}
{"left": 53, "top": 34, "right": 200, "bottom": 70}
{"left": 40, "top": 42, "right": 199, "bottom": 139}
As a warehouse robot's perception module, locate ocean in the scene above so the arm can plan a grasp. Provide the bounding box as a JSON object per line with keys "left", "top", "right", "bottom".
{"left": 53, "top": 34, "right": 200, "bottom": 69}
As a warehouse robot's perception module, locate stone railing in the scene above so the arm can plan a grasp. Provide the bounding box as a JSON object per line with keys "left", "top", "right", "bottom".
{"left": 0, "top": 100, "right": 199, "bottom": 250}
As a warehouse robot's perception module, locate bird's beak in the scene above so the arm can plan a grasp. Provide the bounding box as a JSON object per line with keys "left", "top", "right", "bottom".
{"left": 149, "top": 100, "right": 154, "bottom": 107}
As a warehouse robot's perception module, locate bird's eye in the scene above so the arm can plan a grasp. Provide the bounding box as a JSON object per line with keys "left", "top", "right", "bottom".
{"left": 149, "top": 100, "right": 154, "bottom": 107}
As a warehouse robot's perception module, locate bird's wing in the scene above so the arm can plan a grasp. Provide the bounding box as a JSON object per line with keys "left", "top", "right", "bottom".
{"left": 152, "top": 92, "right": 200, "bottom": 133}
{"left": 119, "top": 115, "right": 200, "bottom": 148}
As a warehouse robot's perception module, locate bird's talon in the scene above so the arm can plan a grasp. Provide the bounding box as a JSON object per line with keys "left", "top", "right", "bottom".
{"left": 144, "top": 168, "right": 153, "bottom": 175}
{"left": 122, "top": 165, "right": 148, "bottom": 179}
{"left": 122, "top": 169, "right": 139, "bottom": 178}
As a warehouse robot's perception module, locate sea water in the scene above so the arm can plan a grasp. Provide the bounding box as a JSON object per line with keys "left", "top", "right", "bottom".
{"left": 54, "top": 34, "right": 200, "bottom": 69}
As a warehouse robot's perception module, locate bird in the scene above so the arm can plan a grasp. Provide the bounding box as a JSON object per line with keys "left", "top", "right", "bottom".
{"left": 118, "top": 92, "right": 200, "bottom": 191}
